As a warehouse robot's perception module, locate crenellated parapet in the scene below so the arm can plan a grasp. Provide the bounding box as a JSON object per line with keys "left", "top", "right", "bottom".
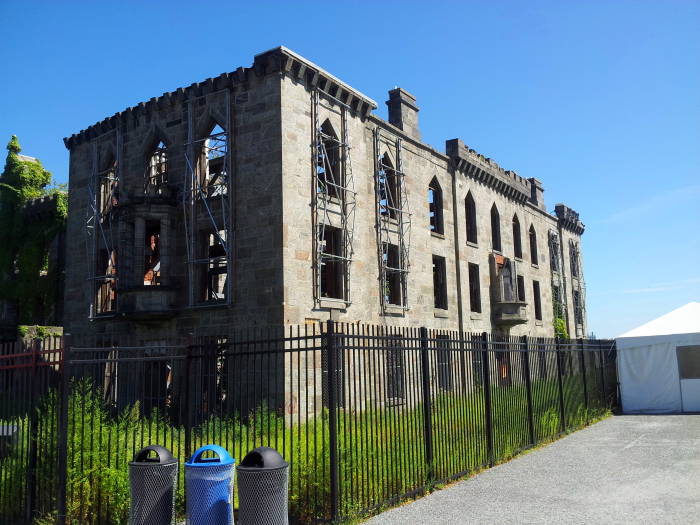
{"left": 555, "top": 203, "right": 585, "bottom": 234}
{"left": 63, "top": 46, "right": 378, "bottom": 150}
{"left": 446, "top": 138, "right": 532, "bottom": 204}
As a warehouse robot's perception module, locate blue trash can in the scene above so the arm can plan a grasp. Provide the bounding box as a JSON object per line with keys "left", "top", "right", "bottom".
{"left": 185, "top": 444, "right": 236, "bottom": 525}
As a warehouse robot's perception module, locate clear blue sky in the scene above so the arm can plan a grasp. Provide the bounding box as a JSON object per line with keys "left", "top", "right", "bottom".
{"left": 2, "top": 1, "right": 698, "bottom": 337}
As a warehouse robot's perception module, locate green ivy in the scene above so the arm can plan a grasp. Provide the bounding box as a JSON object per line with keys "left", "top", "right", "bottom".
{"left": 0, "top": 135, "right": 67, "bottom": 326}
{"left": 554, "top": 317, "right": 569, "bottom": 339}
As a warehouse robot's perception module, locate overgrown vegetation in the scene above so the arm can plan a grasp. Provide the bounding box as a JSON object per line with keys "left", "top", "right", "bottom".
{"left": 0, "top": 135, "right": 67, "bottom": 326}
{"left": 0, "top": 373, "right": 611, "bottom": 524}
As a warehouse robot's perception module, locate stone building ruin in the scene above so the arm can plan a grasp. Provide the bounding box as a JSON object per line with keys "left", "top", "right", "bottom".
{"left": 63, "top": 46, "right": 588, "bottom": 343}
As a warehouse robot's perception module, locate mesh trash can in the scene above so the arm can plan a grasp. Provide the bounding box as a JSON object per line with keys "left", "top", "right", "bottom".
{"left": 185, "top": 444, "right": 236, "bottom": 525}
{"left": 237, "top": 446, "right": 289, "bottom": 525}
{"left": 128, "top": 445, "right": 178, "bottom": 525}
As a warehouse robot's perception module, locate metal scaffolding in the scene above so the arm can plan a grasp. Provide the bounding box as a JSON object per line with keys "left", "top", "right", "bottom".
{"left": 374, "top": 128, "right": 411, "bottom": 311}
{"left": 312, "top": 89, "right": 357, "bottom": 305}
{"left": 182, "top": 90, "right": 233, "bottom": 307}
{"left": 86, "top": 127, "right": 121, "bottom": 318}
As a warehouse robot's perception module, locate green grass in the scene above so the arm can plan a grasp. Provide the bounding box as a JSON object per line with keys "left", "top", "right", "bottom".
{"left": 0, "top": 374, "right": 613, "bottom": 524}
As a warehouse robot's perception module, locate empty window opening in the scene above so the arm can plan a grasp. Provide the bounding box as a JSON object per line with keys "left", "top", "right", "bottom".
{"left": 433, "top": 255, "right": 448, "bottom": 310}
{"left": 429, "top": 178, "right": 444, "bottom": 234}
{"left": 552, "top": 284, "right": 564, "bottom": 318}
{"left": 513, "top": 215, "right": 522, "bottom": 259}
{"left": 144, "top": 221, "right": 161, "bottom": 286}
{"left": 378, "top": 153, "right": 399, "bottom": 219}
{"left": 468, "top": 263, "right": 481, "bottom": 313}
{"left": 145, "top": 141, "right": 168, "bottom": 195}
{"left": 573, "top": 290, "right": 583, "bottom": 326}
{"left": 496, "top": 351, "right": 512, "bottom": 387}
{"left": 491, "top": 204, "right": 501, "bottom": 252}
{"left": 317, "top": 120, "right": 341, "bottom": 199}
{"left": 570, "top": 241, "right": 580, "bottom": 278}
{"left": 533, "top": 280, "right": 542, "bottom": 320}
{"left": 98, "top": 159, "right": 118, "bottom": 217}
{"left": 517, "top": 275, "right": 526, "bottom": 302}
{"left": 386, "top": 336, "right": 406, "bottom": 402}
{"left": 465, "top": 192, "right": 477, "bottom": 244}
{"left": 383, "top": 243, "right": 403, "bottom": 306}
{"left": 202, "top": 229, "right": 227, "bottom": 302}
{"left": 529, "top": 225, "right": 538, "bottom": 265}
{"left": 96, "top": 249, "right": 117, "bottom": 314}
{"left": 201, "top": 124, "right": 228, "bottom": 198}
{"left": 320, "top": 226, "right": 346, "bottom": 300}
{"left": 549, "top": 232, "right": 560, "bottom": 272}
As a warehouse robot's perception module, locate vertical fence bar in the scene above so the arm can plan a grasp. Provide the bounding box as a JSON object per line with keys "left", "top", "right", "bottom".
{"left": 555, "top": 338, "right": 566, "bottom": 433}
{"left": 326, "top": 320, "right": 339, "bottom": 521}
{"left": 57, "top": 335, "right": 70, "bottom": 525}
{"left": 579, "top": 338, "right": 589, "bottom": 422}
{"left": 184, "top": 336, "right": 193, "bottom": 464}
{"left": 25, "top": 339, "right": 39, "bottom": 521}
{"left": 521, "top": 336, "right": 535, "bottom": 447}
{"left": 481, "top": 332, "right": 494, "bottom": 467}
{"left": 419, "top": 327, "right": 434, "bottom": 483}
{"left": 597, "top": 339, "right": 606, "bottom": 407}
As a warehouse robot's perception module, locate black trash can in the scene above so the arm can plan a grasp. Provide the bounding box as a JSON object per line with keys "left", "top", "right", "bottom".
{"left": 237, "top": 446, "right": 289, "bottom": 525}
{"left": 129, "top": 445, "right": 178, "bottom": 525}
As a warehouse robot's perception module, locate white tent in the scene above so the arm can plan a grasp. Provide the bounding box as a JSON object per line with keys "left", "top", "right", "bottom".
{"left": 617, "top": 302, "right": 700, "bottom": 413}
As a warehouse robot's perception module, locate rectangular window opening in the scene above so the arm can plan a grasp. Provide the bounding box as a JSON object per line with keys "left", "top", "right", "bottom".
{"left": 383, "top": 243, "right": 403, "bottom": 306}
{"left": 517, "top": 275, "right": 526, "bottom": 302}
{"left": 433, "top": 255, "right": 447, "bottom": 310}
{"left": 320, "top": 226, "right": 346, "bottom": 300}
{"left": 144, "top": 221, "right": 161, "bottom": 286}
{"left": 533, "top": 280, "right": 542, "bottom": 320}
{"left": 468, "top": 263, "right": 481, "bottom": 313}
{"left": 201, "top": 229, "right": 227, "bottom": 302}
{"left": 96, "top": 248, "right": 117, "bottom": 314}
{"left": 386, "top": 336, "right": 406, "bottom": 402}
{"left": 436, "top": 335, "right": 453, "bottom": 391}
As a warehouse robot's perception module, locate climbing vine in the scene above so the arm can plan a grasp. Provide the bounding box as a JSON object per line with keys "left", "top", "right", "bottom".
{"left": 0, "top": 135, "right": 67, "bottom": 325}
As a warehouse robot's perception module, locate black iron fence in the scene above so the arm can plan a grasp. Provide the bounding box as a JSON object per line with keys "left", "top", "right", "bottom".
{"left": 0, "top": 324, "right": 617, "bottom": 524}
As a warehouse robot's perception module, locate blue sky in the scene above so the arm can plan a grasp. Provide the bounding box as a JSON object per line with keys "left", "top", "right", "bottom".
{"left": 2, "top": 1, "right": 698, "bottom": 337}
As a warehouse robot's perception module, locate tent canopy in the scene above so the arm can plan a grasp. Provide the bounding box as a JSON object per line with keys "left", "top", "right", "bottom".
{"left": 617, "top": 302, "right": 700, "bottom": 413}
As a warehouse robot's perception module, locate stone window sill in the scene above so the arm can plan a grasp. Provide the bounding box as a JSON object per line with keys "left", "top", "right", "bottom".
{"left": 431, "top": 232, "right": 445, "bottom": 240}
{"left": 434, "top": 308, "right": 449, "bottom": 318}
{"left": 319, "top": 299, "right": 348, "bottom": 310}
{"left": 466, "top": 241, "right": 478, "bottom": 249}
{"left": 470, "top": 312, "right": 482, "bottom": 320}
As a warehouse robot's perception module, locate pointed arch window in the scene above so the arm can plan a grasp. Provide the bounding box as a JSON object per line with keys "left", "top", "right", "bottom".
{"left": 529, "top": 225, "right": 538, "bottom": 265}
{"left": 465, "top": 192, "right": 477, "bottom": 244}
{"left": 429, "top": 177, "right": 444, "bottom": 234}
{"left": 378, "top": 153, "right": 399, "bottom": 219}
{"left": 201, "top": 123, "right": 228, "bottom": 198}
{"left": 145, "top": 141, "right": 168, "bottom": 196}
{"left": 98, "top": 156, "right": 118, "bottom": 217}
{"left": 490, "top": 204, "right": 501, "bottom": 252}
{"left": 512, "top": 214, "right": 522, "bottom": 259}
{"left": 317, "top": 120, "right": 341, "bottom": 199}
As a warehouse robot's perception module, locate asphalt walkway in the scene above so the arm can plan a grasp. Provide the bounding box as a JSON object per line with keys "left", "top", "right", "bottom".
{"left": 365, "top": 415, "right": 700, "bottom": 524}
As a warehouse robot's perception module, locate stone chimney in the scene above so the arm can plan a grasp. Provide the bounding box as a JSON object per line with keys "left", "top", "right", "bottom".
{"left": 528, "top": 178, "right": 545, "bottom": 210}
{"left": 386, "top": 88, "right": 420, "bottom": 140}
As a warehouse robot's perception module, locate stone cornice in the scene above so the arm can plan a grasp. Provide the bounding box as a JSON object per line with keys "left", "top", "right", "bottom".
{"left": 446, "top": 138, "right": 531, "bottom": 204}
{"left": 63, "top": 46, "right": 378, "bottom": 150}
{"left": 555, "top": 204, "right": 585, "bottom": 235}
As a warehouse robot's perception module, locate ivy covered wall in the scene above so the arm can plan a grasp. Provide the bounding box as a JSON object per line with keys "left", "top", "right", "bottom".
{"left": 0, "top": 135, "right": 67, "bottom": 328}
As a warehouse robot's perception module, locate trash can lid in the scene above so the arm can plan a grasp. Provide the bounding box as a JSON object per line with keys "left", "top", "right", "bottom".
{"left": 238, "top": 446, "right": 288, "bottom": 471}
{"left": 185, "top": 444, "right": 235, "bottom": 468}
{"left": 129, "top": 445, "right": 178, "bottom": 466}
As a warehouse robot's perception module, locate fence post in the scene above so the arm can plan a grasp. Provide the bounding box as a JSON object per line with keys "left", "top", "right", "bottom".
{"left": 325, "top": 320, "right": 340, "bottom": 522}
{"left": 184, "top": 335, "right": 193, "bottom": 463}
{"left": 521, "top": 336, "right": 535, "bottom": 447}
{"left": 25, "top": 338, "right": 40, "bottom": 521}
{"left": 598, "top": 339, "right": 606, "bottom": 407}
{"left": 419, "top": 327, "right": 434, "bottom": 483}
{"left": 555, "top": 338, "right": 566, "bottom": 434}
{"left": 481, "top": 332, "right": 494, "bottom": 467}
{"left": 579, "top": 338, "right": 589, "bottom": 423}
{"left": 57, "top": 334, "right": 71, "bottom": 525}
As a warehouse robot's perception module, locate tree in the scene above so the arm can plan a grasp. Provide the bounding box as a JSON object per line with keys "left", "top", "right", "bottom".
{"left": 0, "top": 135, "right": 66, "bottom": 325}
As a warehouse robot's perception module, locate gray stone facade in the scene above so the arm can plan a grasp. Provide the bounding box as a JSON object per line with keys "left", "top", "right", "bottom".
{"left": 63, "top": 46, "right": 587, "bottom": 342}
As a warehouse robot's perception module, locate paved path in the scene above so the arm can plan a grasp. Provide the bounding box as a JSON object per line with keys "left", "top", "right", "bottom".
{"left": 365, "top": 415, "right": 700, "bottom": 524}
